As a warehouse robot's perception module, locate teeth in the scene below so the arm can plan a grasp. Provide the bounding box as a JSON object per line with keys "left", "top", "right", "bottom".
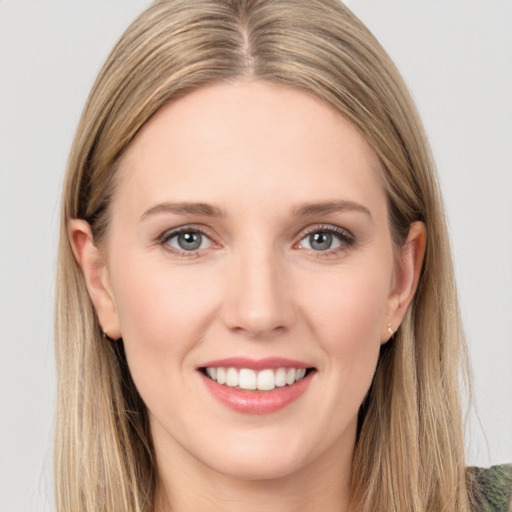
{"left": 226, "top": 367, "right": 239, "bottom": 387}
{"left": 275, "top": 367, "right": 287, "bottom": 387}
{"left": 286, "top": 368, "right": 296, "bottom": 385}
{"left": 204, "top": 366, "right": 309, "bottom": 390}
{"left": 257, "top": 369, "right": 275, "bottom": 391}
{"left": 206, "top": 367, "right": 217, "bottom": 380}
{"left": 216, "top": 367, "right": 226, "bottom": 384}
{"left": 239, "top": 369, "right": 257, "bottom": 390}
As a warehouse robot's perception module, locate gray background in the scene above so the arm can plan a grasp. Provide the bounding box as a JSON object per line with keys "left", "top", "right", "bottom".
{"left": 1, "top": 1, "right": 511, "bottom": 510}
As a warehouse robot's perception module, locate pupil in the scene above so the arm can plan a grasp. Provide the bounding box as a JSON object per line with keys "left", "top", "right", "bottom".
{"left": 179, "top": 232, "right": 201, "bottom": 250}
{"left": 310, "top": 232, "right": 332, "bottom": 251}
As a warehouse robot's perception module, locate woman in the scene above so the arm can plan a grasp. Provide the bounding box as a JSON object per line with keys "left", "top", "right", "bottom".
{"left": 55, "top": 0, "right": 511, "bottom": 510}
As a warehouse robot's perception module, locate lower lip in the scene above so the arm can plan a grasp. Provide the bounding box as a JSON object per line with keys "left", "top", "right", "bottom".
{"left": 200, "top": 371, "right": 313, "bottom": 414}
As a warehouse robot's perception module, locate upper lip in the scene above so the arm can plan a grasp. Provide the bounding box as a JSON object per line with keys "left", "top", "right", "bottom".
{"left": 198, "top": 357, "right": 313, "bottom": 370}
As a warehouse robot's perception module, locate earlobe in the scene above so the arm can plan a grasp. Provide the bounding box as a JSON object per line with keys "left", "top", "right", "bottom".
{"left": 383, "top": 221, "right": 426, "bottom": 342}
{"left": 68, "top": 219, "right": 122, "bottom": 340}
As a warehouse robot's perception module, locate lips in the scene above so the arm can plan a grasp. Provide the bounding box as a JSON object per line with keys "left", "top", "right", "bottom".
{"left": 198, "top": 357, "right": 315, "bottom": 414}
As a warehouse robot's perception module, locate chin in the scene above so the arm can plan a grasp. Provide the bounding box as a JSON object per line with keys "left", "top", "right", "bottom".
{"left": 191, "top": 427, "right": 318, "bottom": 482}
{"left": 207, "top": 453, "right": 307, "bottom": 482}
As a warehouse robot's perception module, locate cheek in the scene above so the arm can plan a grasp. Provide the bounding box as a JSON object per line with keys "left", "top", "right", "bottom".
{"left": 298, "top": 258, "right": 392, "bottom": 380}
{"left": 285, "top": 258, "right": 393, "bottom": 455}
{"left": 304, "top": 266, "right": 390, "bottom": 339}
{"left": 109, "top": 256, "right": 220, "bottom": 374}
{"left": 108, "top": 257, "right": 224, "bottom": 422}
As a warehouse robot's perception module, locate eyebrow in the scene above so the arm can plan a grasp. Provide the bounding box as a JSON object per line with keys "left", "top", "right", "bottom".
{"left": 293, "top": 200, "right": 372, "bottom": 219}
{"left": 140, "top": 199, "right": 372, "bottom": 221}
{"left": 140, "top": 202, "right": 224, "bottom": 221}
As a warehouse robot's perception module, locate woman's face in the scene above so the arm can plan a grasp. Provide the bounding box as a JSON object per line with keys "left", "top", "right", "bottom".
{"left": 76, "top": 81, "right": 422, "bottom": 483}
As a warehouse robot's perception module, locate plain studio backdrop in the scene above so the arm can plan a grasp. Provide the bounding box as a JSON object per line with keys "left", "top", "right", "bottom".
{"left": 1, "top": 1, "right": 511, "bottom": 510}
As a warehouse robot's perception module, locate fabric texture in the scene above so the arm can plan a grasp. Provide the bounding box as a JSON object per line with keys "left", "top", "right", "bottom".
{"left": 469, "top": 464, "right": 512, "bottom": 512}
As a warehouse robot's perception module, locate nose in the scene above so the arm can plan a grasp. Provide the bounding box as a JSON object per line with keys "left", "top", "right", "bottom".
{"left": 220, "top": 243, "right": 297, "bottom": 338}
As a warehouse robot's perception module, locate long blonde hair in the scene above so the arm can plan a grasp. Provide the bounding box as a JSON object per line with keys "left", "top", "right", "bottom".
{"left": 55, "top": 1, "right": 473, "bottom": 510}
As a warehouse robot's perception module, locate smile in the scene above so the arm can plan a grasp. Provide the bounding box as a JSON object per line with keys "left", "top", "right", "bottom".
{"left": 204, "top": 366, "right": 309, "bottom": 391}
{"left": 198, "top": 358, "right": 316, "bottom": 414}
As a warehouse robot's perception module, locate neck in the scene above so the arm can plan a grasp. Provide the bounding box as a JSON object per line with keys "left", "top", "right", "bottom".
{"left": 153, "top": 434, "right": 354, "bottom": 512}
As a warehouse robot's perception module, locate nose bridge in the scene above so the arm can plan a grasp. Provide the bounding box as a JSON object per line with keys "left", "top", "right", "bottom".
{"left": 222, "top": 234, "right": 295, "bottom": 336}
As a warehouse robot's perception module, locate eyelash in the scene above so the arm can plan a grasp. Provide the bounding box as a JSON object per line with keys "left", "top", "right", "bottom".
{"left": 158, "top": 224, "right": 355, "bottom": 258}
{"left": 298, "top": 224, "right": 355, "bottom": 256}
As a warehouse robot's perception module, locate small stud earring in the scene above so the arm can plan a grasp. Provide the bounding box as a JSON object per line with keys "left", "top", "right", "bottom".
{"left": 102, "top": 329, "right": 117, "bottom": 341}
{"left": 387, "top": 324, "right": 394, "bottom": 336}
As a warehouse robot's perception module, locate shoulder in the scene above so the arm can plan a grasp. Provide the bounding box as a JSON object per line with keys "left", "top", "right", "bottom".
{"left": 468, "top": 464, "right": 512, "bottom": 512}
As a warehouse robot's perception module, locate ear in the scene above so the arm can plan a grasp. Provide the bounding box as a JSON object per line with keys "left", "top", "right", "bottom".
{"left": 68, "top": 219, "right": 122, "bottom": 340}
{"left": 382, "top": 221, "right": 426, "bottom": 343}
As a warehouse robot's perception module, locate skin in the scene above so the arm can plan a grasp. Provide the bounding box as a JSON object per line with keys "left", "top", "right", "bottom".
{"left": 70, "top": 81, "right": 426, "bottom": 512}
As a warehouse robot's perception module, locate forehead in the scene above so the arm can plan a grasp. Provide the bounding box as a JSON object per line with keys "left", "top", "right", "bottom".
{"left": 114, "top": 80, "right": 385, "bottom": 218}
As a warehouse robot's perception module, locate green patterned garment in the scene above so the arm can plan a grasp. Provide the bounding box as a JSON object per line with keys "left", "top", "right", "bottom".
{"left": 469, "top": 464, "right": 512, "bottom": 512}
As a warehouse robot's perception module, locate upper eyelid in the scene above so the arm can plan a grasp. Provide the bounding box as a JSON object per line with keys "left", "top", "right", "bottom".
{"left": 159, "top": 224, "right": 215, "bottom": 241}
{"left": 298, "top": 223, "right": 354, "bottom": 240}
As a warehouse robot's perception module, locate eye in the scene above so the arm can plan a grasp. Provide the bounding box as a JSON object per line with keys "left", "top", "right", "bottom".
{"left": 297, "top": 226, "right": 354, "bottom": 253}
{"left": 162, "top": 228, "right": 214, "bottom": 254}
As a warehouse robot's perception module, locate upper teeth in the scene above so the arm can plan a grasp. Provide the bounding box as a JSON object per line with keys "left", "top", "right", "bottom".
{"left": 205, "top": 367, "right": 307, "bottom": 391}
